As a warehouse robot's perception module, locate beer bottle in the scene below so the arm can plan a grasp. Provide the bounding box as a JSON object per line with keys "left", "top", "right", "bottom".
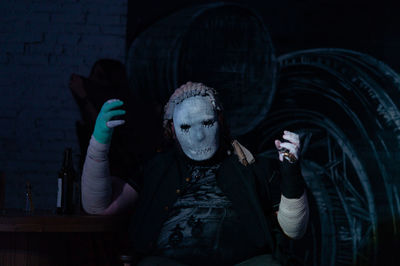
{"left": 56, "top": 148, "right": 76, "bottom": 214}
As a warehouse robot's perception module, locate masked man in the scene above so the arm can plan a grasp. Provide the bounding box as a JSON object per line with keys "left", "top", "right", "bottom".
{"left": 81, "top": 82, "right": 309, "bottom": 265}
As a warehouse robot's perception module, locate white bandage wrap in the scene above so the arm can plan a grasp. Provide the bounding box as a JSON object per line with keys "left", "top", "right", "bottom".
{"left": 277, "top": 191, "right": 309, "bottom": 239}
{"left": 81, "top": 136, "right": 112, "bottom": 214}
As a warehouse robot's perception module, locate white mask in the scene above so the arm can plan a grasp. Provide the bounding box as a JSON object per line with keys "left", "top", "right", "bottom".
{"left": 173, "top": 95, "right": 220, "bottom": 161}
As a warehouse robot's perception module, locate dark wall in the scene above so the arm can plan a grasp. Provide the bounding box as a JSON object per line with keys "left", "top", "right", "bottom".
{"left": 0, "top": 1, "right": 127, "bottom": 210}
{"left": 127, "top": 0, "right": 400, "bottom": 71}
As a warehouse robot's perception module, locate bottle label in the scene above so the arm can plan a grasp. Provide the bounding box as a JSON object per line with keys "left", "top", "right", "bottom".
{"left": 56, "top": 178, "right": 62, "bottom": 207}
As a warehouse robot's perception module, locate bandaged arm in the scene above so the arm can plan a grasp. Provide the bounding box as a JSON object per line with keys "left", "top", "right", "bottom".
{"left": 81, "top": 136, "right": 138, "bottom": 215}
{"left": 277, "top": 161, "right": 309, "bottom": 239}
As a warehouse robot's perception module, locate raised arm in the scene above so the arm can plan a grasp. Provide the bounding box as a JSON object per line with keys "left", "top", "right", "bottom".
{"left": 275, "top": 130, "right": 309, "bottom": 239}
{"left": 81, "top": 99, "right": 138, "bottom": 215}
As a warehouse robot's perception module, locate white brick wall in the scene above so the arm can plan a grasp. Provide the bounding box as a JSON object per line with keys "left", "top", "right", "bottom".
{"left": 0, "top": 0, "right": 127, "bottom": 210}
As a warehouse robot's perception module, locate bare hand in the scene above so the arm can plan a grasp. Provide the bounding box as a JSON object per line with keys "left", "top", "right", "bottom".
{"left": 274, "top": 130, "right": 300, "bottom": 163}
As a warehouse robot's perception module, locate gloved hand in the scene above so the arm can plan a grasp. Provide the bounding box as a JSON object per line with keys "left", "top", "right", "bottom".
{"left": 93, "top": 99, "right": 126, "bottom": 144}
{"left": 274, "top": 130, "right": 300, "bottom": 163}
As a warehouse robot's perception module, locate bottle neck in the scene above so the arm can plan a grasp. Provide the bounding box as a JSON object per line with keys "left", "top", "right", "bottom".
{"left": 61, "top": 148, "right": 75, "bottom": 175}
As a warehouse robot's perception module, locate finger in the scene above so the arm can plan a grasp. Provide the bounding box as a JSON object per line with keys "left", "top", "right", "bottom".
{"left": 101, "top": 99, "right": 124, "bottom": 112}
{"left": 282, "top": 134, "right": 300, "bottom": 146}
{"left": 275, "top": 140, "right": 284, "bottom": 161}
{"left": 283, "top": 131, "right": 299, "bottom": 142}
{"left": 283, "top": 130, "right": 298, "bottom": 137}
{"left": 106, "top": 120, "right": 125, "bottom": 128}
{"left": 279, "top": 142, "right": 297, "bottom": 155}
{"left": 278, "top": 151, "right": 284, "bottom": 162}
{"left": 274, "top": 140, "right": 281, "bottom": 149}
{"left": 103, "top": 109, "right": 126, "bottom": 121}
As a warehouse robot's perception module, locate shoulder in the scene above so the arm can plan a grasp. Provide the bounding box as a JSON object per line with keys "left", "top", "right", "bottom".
{"left": 146, "top": 148, "right": 176, "bottom": 167}
{"left": 220, "top": 151, "right": 277, "bottom": 172}
{"left": 128, "top": 148, "right": 177, "bottom": 192}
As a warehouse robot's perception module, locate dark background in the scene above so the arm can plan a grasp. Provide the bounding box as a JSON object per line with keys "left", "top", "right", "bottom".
{"left": 127, "top": 0, "right": 400, "bottom": 71}
{"left": 124, "top": 1, "right": 400, "bottom": 265}
{"left": 0, "top": 0, "right": 399, "bottom": 264}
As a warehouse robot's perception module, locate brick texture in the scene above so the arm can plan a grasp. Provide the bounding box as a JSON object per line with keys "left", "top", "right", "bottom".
{"left": 0, "top": 0, "right": 127, "bottom": 210}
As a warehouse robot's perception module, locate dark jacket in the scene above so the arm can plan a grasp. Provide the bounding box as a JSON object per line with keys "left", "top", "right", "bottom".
{"left": 128, "top": 147, "right": 286, "bottom": 261}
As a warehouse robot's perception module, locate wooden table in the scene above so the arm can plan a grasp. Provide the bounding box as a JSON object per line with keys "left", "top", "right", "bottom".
{"left": 0, "top": 209, "right": 130, "bottom": 266}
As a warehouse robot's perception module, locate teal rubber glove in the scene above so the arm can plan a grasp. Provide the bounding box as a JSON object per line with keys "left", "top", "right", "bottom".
{"left": 93, "top": 99, "right": 126, "bottom": 144}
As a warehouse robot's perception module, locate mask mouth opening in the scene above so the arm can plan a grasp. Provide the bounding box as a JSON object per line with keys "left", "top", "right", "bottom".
{"left": 192, "top": 147, "right": 212, "bottom": 155}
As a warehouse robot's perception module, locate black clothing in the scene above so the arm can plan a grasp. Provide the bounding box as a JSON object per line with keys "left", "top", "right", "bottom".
{"left": 156, "top": 162, "right": 246, "bottom": 265}
{"left": 129, "top": 147, "right": 303, "bottom": 265}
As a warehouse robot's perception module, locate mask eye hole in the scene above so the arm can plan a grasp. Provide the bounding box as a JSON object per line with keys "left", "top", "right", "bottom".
{"left": 180, "top": 124, "right": 190, "bottom": 132}
{"left": 202, "top": 119, "right": 215, "bottom": 127}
